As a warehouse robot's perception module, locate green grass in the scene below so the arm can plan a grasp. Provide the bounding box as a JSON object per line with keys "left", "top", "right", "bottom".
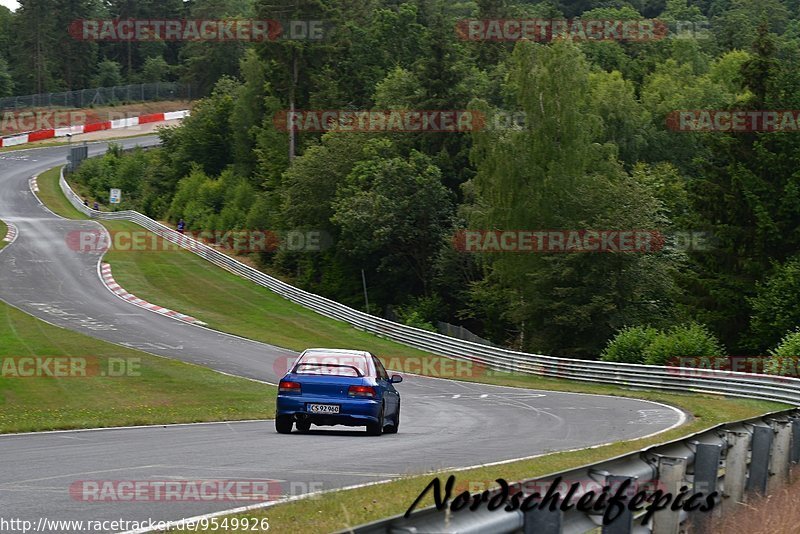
{"left": 0, "top": 300, "right": 276, "bottom": 433}
{"left": 37, "top": 166, "right": 791, "bottom": 532}
{"left": 36, "top": 166, "right": 89, "bottom": 220}
{"left": 103, "top": 220, "right": 437, "bottom": 357}
{"left": 0, "top": 140, "right": 75, "bottom": 153}
{"left": 0, "top": 219, "right": 7, "bottom": 250}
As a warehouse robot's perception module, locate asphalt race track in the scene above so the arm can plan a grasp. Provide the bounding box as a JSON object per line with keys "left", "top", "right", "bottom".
{"left": 0, "top": 139, "right": 685, "bottom": 533}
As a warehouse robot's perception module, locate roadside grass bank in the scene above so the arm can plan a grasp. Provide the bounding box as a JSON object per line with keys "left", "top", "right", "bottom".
{"left": 0, "top": 219, "right": 7, "bottom": 249}
{"left": 36, "top": 166, "right": 89, "bottom": 220}
{"left": 0, "top": 300, "right": 276, "bottom": 433}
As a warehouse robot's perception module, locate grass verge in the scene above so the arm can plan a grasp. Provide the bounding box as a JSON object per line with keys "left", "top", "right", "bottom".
{"left": 0, "top": 299, "right": 275, "bottom": 433}
{"left": 705, "top": 466, "right": 800, "bottom": 533}
{"left": 0, "top": 219, "right": 7, "bottom": 250}
{"left": 38, "top": 166, "right": 790, "bottom": 532}
{"left": 36, "top": 166, "right": 89, "bottom": 220}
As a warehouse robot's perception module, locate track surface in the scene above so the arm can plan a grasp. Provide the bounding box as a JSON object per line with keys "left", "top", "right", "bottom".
{"left": 0, "top": 139, "right": 684, "bottom": 532}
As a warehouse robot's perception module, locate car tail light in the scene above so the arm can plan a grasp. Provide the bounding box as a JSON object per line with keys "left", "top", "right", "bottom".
{"left": 279, "top": 380, "right": 302, "bottom": 394}
{"left": 348, "top": 385, "right": 377, "bottom": 398}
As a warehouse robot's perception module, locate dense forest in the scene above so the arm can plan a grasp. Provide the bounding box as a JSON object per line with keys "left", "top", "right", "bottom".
{"left": 45, "top": 0, "right": 800, "bottom": 363}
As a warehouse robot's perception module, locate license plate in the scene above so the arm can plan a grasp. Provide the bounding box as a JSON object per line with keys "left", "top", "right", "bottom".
{"left": 308, "top": 403, "right": 340, "bottom": 414}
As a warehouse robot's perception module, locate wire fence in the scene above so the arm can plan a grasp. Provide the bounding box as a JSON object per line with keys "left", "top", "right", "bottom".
{"left": 0, "top": 82, "right": 193, "bottom": 111}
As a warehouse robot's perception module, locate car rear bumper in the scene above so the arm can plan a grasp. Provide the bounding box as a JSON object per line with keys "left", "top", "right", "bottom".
{"left": 277, "top": 394, "right": 381, "bottom": 426}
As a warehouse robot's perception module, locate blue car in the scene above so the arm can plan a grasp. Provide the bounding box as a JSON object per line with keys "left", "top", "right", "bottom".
{"left": 276, "top": 348, "right": 402, "bottom": 436}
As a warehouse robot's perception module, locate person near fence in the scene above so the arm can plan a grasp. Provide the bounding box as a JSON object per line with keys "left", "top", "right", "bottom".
{"left": 177, "top": 219, "right": 186, "bottom": 234}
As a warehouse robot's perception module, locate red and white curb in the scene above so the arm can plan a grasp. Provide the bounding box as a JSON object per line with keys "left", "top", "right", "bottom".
{"left": 100, "top": 262, "right": 206, "bottom": 325}
{"left": 0, "top": 109, "right": 190, "bottom": 148}
{"left": 2, "top": 220, "right": 17, "bottom": 244}
{"left": 29, "top": 175, "right": 39, "bottom": 192}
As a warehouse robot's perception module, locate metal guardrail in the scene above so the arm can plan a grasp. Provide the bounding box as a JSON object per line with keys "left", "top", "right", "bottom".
{"left": 59, "top": 162, "right": 800, "bottom": 534}
{"left": 343, "top": 408, "right": 800, "bottom": 534}
{"left": 59, "top": 166, "right": 800, "bottom": 407}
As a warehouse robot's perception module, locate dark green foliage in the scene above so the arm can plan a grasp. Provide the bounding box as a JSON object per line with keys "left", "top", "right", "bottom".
{"left": 601, "top": 326, "right": 661, "bottom": 364}
{"left": 643, "top": 323, "right": 725, "bottom": 366}
{"left": 54, "top": 0, "right": 800, "bottom": 361}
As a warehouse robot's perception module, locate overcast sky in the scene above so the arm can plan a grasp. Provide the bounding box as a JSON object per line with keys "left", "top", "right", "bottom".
{"left": 0, "top": 0, "right": 17, "bottom": 11}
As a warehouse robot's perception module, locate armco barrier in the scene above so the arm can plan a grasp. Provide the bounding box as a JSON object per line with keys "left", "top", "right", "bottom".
{"left": 59, "top": 166, "right": 800, "bottom": 407}
{"left": 343, "top": 408, "right": 800, "bottom": 534}
{"left": 59, "top": 160, "right": 800, "bottom": 534}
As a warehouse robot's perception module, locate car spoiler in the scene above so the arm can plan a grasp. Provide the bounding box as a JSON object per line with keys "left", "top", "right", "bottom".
{"left": 293, "top": 363, "right": 365, "bottom": 377}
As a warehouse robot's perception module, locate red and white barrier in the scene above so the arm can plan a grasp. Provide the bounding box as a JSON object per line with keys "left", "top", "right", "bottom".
{"left": 0, "top": 109, "right": 190, "bottom": 148}
{"left": 2, "top": 219, "right": 18, "bottom": 244}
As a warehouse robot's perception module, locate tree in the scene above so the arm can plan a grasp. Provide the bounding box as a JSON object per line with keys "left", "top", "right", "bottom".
{"left": 0, "top": 59, "right": 13, "bottom": 97}
{"left": 467, "top": 40, "right": 679, "bottom": 356}
{"left": 12, "top": 0, "right": 58, "bottom": 93}
{"left": 254, "top": 0, "right": 329, "bottom": 159}
{"left": 0, "top": 6, "right": 13, "bottom": 64}
{"left": 589, "top": 70, "right": 653, "bottom": 166}
{"left": 179, "top": 0, "right": 250, "bottom": 96}
{"left": 53, "top": 0, "right": 100, "bottom": 89}
{"left": 332, "top": 144, "right": 454, "bottom": 299}
{"left": 139, "top": 56, "right": 171, "bottom": 83}
{"left": 160, "top": 76, "right": 239, "bottom": 178}
{"left": 93, "top": 59, "right": 123, "bottom": 87}
{"left": 683, "top": 25, "right": 800, "bottom": 353}
{"left": 748, "top": 256, "right": 800, "bottom": 351}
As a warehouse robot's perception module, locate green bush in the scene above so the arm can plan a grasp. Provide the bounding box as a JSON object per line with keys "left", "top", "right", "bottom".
{"left": 765, "top": 330, "right": 800, "bottom": 377}
{"left": 394, "top": 296, "right": 443, "bottom": 333}
{"left": 600, "top": 326, "right": 660, "bottom": 364}
{"left": 397, "top": 310, "right": 437, "bottom": 332}
{"left": 643, "top": 323, "right": 725, "bottom": 366}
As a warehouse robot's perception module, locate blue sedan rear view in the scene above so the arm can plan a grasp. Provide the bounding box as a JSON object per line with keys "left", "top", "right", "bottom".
{"left": 276, "top": 348, "right": 402, "bottom": 435}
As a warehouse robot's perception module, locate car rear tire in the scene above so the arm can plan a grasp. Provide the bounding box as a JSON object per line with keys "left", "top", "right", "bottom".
{"left": 296, "top": 420, "right": 311, "bottom": 433}
{"left": 275, "top": 415, "right": 293, "bottom": 434}
{"left": 384, "top": 404, "right": 399, "bottom": 434}
{"left": 366, "top": 406, "right": 384, "bottom": 436}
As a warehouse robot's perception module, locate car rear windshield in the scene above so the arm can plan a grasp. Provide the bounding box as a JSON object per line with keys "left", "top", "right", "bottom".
{"left": 293, "top": 354, "right": 370, "bottom": 377}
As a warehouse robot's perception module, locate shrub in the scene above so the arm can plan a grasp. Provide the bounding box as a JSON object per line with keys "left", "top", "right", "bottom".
{"left": 643, "top": 323, "right": 725, "bottom": 366}
{"left": 600, "top": 326, "right": 660, "bottom": 364}
{"left": 394, "top": 296, "right": 443, "bottom": 333}
{"left": 765, "top": 330, "right": 800, "bottom": 377}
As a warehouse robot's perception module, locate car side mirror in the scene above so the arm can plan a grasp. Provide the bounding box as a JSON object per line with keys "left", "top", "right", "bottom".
{"left": 390, "top": 375, "right": 403, "bottom": 384}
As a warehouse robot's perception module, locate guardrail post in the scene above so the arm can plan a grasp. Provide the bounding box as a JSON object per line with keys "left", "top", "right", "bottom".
{"left": 722, "top": 430, "right": 749, "bottom": 513}
{"left": 790, "top": 417, "right": 800, "bottom": 465}
{"left": 524, "top": 507, "right": 562, "bottom": 534}
{"left": 768, "top": 420, "right": 792, "bottom": 493}
{"left": 692, "top": 442, "right": 722, "bottom": 529}
{"left": 601, "top": 476, "right": 635, "bottom": 534}
{"left": 747, "top": 426, "right": 773, "bottom": 495}
{"left": 652, "top": 457, "right": 686, "bottom": 534}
